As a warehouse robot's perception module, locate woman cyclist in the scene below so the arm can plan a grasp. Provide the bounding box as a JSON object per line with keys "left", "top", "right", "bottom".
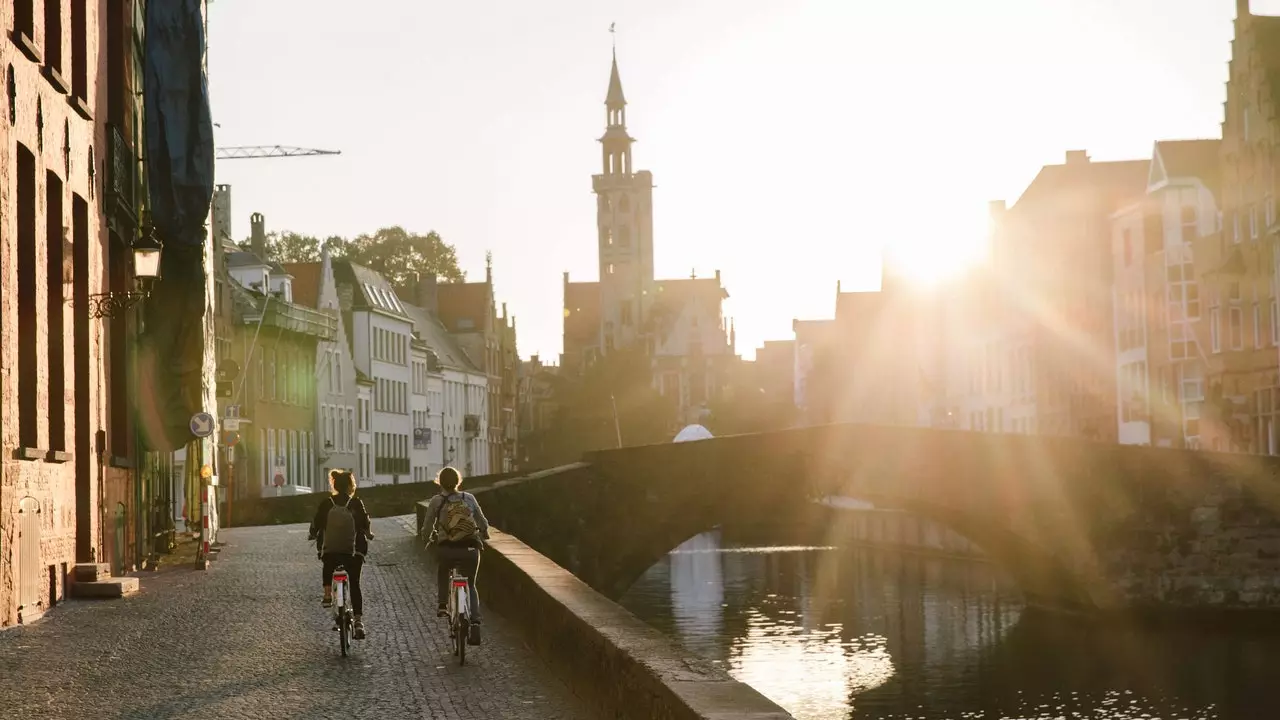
{"left": 308, "top": 469, "right": 374, "bottom": 640}
{"left": 425, "top": 466, "right": 490, "bottom": 628}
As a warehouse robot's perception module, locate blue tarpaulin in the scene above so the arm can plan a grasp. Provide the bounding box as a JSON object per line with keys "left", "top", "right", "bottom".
{"left": 140, "top": 0, "right": 215, "bottom": 452}
{"left": 144, "top": 0, "right": 214, "bottom": 248}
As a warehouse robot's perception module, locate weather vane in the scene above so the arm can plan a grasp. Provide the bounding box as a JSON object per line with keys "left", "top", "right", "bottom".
{"left": 609, "top": 22, "right": 616, "bottom": 51}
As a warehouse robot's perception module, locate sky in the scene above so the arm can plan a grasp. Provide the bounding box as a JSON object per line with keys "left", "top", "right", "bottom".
{"left": 206, "top": 0, "right": 1275, "bottom": 361}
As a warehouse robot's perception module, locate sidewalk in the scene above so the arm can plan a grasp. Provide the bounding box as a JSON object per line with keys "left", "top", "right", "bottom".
{"left": 0, "top": 517, "right": 593, "bottom": 719}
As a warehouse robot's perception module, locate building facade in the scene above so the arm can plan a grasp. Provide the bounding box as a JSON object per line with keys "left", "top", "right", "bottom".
{"left": 224, "top": 223, "right": 334, "bottom": 498}
{"left": 332, "top": 260, "right": 415, "bottom": 485}
{"left": 284, "top": 250, "right": 360, "bottom": 488}
{"left": 1110, "top": 140, "right": 1222, "bottom": 449}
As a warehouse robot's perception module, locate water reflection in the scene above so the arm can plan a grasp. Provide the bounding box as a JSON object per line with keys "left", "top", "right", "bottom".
{"left": 618, "top": 530, "right": 1276, "bottom": 720}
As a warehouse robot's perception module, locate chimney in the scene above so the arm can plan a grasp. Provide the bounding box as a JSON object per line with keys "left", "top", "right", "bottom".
{"left": 715, "top": 269, "right": 721, "bottom": 283}
{"left": 1064, "top": 150, "right": 1090, "bottom": 165}
{"left": 250, "top": 212, "right": 266, "bottom": 259}
{"left": 836, "top": 279, "right": 842, "bottom": 293}
{"left": 416, "top": 271, "right": 438, "bottom": 314}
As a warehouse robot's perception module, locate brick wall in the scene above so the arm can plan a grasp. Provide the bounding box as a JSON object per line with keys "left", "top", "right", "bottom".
{"left": 1, "top": 0, "right": 110, "bottom": 627}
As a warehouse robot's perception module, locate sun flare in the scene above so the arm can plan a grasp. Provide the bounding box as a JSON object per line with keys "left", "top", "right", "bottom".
{"left": 882, "top": 205, "right": 992, "bottom": 288}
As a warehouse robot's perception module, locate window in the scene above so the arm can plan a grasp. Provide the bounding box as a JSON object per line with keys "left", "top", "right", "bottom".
{"left": 618, "top": 225, "right": 631, "bottom": 248}
{"left": 47, "top": 171, "right": 66, "bottom": 451}
{"left": 607, "top": 263, "right": 615, "bottom": 275}
{"left": 1210, "top": 309, "right": 1221, "bottom": 353}
{"left": 17, "top": 144, "right": 37, "bottom": 451}
{"left": 1230, "top": 307, "right": 1244, "bottom": 350}
{"left": 14, "top": 0, "right": 34, "bottom": 46}
{"left": 1255, "top": 303, "right": 1263, "bottom": 349}
{"left": 1273, "top": 298, "right": 1280, "bottom": 347}
{"left": 348, "top": 408, "right": 355, "bottom": 449}
{"left": 1180, "top": 204, "right": 1197, "bottom": 240}
{"left": 1250, "top": 205, "right": 1259, "bottom": 239}
{"left": 337, "top": 409, "right": 346, "bottom": 453}
{"left": 45, "top": 0, "right": 63, "bottom": 81}
{"left": 1267, "top": 195, "right": 1277, "bottom": 230}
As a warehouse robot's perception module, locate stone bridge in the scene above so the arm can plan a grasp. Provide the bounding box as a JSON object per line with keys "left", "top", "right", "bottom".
{"left": 473, "top": 423, "right": 1280, "bottom": 616}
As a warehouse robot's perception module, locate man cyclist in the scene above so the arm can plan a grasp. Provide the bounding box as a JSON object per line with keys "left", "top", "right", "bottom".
{"left": 308, "top": 469, "right": 374, "bottom": 640}
{"left": 425, "top": 466, "right": 490, "bottom": 630}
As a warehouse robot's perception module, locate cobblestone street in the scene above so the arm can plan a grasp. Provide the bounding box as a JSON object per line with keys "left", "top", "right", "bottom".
{"left": 0, "top": 517, "right": 594, "bottom": 719}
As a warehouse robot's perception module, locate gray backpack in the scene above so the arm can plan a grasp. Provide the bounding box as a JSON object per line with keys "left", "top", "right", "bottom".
{"left": 322, "top": 497, "right": 357, "bottom": 555}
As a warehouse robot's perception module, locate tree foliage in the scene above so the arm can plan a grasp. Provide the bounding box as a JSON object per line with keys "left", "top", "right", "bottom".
{"left": 527, "top": 348, "right": 677, "bottom": 468}
{"left": 240, "top": 226, "right": 465, "bottom": 283}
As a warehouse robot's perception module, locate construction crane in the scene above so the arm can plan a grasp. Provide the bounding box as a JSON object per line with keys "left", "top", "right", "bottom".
{"left": 215, "top": 145, "right": 341, "bottom": 160}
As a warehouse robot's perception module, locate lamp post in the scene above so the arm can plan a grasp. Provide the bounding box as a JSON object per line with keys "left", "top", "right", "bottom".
{"left": 88, "top": 219, "right": 163, "bottom": 319}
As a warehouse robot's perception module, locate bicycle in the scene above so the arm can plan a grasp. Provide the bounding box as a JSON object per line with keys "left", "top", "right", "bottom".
{"left": 445, "top": 568, "right": 477, "bottom": 665}
{"left": 332, "top": 565, "right": 355, "bottom": 656}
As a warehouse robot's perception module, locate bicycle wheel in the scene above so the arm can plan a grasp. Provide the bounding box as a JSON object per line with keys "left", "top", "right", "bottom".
{"left": 457, "top": 616, "right": 468, "bottom": 666}
{"left": 339, "top": 608, "right": 350, "bottom": 656}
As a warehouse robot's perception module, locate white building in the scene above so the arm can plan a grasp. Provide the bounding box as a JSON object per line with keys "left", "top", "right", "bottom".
{"left": 401, "top": 298, "right": 490, "bottom": 477}
{"left": 333, "top": 261, "right": 415, "bottom": 486}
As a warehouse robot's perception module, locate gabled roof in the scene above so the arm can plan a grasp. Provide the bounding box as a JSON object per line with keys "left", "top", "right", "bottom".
{"left": 437, "top": 281, "right": 492, "bottom": 334}
{"left": 1153, "top": 139, "right": 1221, "bottom": 192}
{"left": 283, "top": 261, "right": 324, "bottom": 309}
{"left": 400, "top": 300, "right": 481, "bottom": 374}
{"left": 332, "top": 260, "right": 410, "bottom": 319}
{"left": 1012, "top": 158, "right": 1150, "bottom": 217}
{"left": 225, "top": 251, "right": 269, "bottom": 269}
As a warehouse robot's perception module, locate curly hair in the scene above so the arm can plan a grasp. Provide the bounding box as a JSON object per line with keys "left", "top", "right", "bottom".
{"left": 329, "top": 469, "right": 357, "bottom": 496}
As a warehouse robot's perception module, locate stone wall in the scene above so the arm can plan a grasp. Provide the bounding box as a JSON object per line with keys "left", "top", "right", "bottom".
{"left": 224, "top": 471, "right": 517, "bottom": 527}
{"left": 414, "top": 502, "right": 794, "bottom": 719}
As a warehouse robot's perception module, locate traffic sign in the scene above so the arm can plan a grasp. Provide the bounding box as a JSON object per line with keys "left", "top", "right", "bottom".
{"left": 223, "top": 418, "right": 240, "bottom": 432}
{"left": 222, "top": 431, "right": 241, "bottom": 448}
{"left": 190, "top": 412, "right": 215, "bottom": 438}
{"left": 272, "top": 466, "right": 286, "bottom": 487}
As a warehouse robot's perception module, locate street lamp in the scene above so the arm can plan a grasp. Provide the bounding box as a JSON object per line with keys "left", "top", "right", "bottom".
{"left": 88, "top": 217, "right": 163, "bottom": 319}
{"left": 447, "top": 442, "right": 456, "bottom": 464}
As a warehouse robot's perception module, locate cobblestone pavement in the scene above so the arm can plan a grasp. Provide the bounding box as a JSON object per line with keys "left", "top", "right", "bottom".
{"left": 0, "top": 516, "right": 595, "bottom": 720}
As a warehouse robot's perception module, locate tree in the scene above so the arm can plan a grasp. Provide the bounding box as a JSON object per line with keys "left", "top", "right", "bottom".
{"left": 238, "top": 231, "right": 328, "bottom": 264}
{"left": 239, "top": 226, "right": 465, "bottom": 283}
{"left": 340, "top": 226, "right": 466, "bottom": 285}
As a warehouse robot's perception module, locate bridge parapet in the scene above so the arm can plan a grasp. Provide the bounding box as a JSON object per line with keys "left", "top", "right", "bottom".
{"left": 477, "top": 423, "right": 1280, "bottom": 616}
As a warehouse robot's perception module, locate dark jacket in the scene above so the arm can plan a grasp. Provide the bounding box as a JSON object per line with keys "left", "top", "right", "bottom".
{"left": 308, "top": 493, "right": 372, "bottom": 556}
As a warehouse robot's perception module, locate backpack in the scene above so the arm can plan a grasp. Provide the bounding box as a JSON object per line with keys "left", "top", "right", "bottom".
{"left": 436, "top": 493, "right": 479, "bottom": 544}
{"left": 322, "top": 497, "right": 357, "bottom": 555}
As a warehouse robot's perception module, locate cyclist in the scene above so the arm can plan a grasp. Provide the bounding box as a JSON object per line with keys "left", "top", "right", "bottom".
{"left": 425, "top": 466, "right": 490, "bottom": 628}
{"left": 308, "top": 469, "right": 374, "bottom": 640}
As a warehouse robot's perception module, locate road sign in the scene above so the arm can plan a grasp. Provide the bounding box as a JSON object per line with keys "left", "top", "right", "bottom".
{"left": 190, "top": 412, "right": 215, "bottom": 438}
{"left": 223, "top": 418, "right": 240, "bottom": 432}
{"left": 222, "top": 431, "right": 240, "bottom": 448}
{"left": 272, "top": 466, "right": 286, "bottom": 487}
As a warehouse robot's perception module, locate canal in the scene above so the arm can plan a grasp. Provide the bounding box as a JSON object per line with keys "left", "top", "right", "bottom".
{"left": 617, "top": 529, "right": 1276, "bottom": 720}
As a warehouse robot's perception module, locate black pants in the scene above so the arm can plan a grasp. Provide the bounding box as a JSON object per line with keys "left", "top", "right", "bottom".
{"left": 436, "top": 545, "right": 481, "bottom": 621}
{"left": 322, "top": 553, "right": 364, "bottom": 616}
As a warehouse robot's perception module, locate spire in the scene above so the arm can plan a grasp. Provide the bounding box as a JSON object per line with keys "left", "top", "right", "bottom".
{"left": 606, "top": 50, "right": 626, "bottom": 110}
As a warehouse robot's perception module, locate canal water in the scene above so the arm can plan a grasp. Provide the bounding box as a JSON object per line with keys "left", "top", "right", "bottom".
{"left": 617, "top": 530, "right": 1275, "bottom": 720}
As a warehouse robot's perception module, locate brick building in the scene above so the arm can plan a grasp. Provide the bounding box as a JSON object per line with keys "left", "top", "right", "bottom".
{"left": 0, "top": 0, "right": 151, "bottom": 624}
{"left": 434, "top": 259, "right": 520, "bottom": 473}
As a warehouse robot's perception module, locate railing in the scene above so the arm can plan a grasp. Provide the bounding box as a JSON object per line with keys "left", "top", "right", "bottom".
{"left": 260, "top": 300, "right": 337, "bottom": 340}
{"left": 106, "top": 124, "right": 137, "bottom": 226}
{"left": 375, "top": 457, "right": 410, "bottom": 475}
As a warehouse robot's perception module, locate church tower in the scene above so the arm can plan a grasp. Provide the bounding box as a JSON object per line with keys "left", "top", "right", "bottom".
{"left": 592, "top": 49, "right": 655, "bottom": 353}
